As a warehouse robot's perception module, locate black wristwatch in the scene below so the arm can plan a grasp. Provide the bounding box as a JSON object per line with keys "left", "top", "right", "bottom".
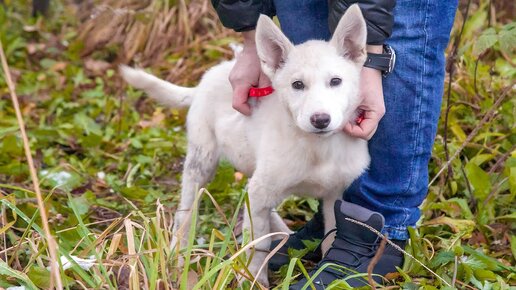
{"left": 363, "top": 44, "right": 396, "bottom": 76}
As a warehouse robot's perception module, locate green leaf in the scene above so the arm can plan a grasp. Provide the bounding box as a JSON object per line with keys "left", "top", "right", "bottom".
{"left": 498, "top": 23, "right": 516, "bottom": 55}
{"left": 510, "top": 235, "right": 516, "bottom": 259}
{"left": 430, "top": 250, "right": 454, "bottom": 268}
{"left": 326, "top": 279, "right": 353, "bottom": 289}
{"left": 288, "top": 237, "right": 321, "bottom": 260}
{"left": 1, "top": 134, "right": 20, "bottom": 154}
{"left": 450, "top": 123, "right": 467, "bottom": 142}
{"left": 400, "top": 281, "right": 418, "bottom": 290}
{"left": 0, "top": 260, "right": 38, "bottom": 290}
{"left": 288, "top": 247, "right": 310, "bottom": 260}
{"left": 474, "top": 269, "right": 497, "bottom": 281}
{"left": 462, "top": 256, "right": 488, "bottom": 270}
{"left": 27, "top": 267, "right": 51, "bottom": 289}
{"left": 463, "top": 246, "right": 513, "bottom": 272}
{"left": 462, "top": 263, "right": 474, "bottom": 284}
{"left": 470, "top": 154, "right": 495, "bottom": 167}
{"left": 495, "top": 212, "right": 516, "bottom": 220}
{"left": 69, "top": 194, "right": 91, "bottom": 216}
{"left": 40, "top": 169, "right": 83, "bottom": 192}
{"left": 306, "top": 198, "right": 319, "bottom": 212}
{"left": 120, "top": 186, "right": 148, "bottom": 201}
{"left": 509, "top": 167, "right": 516, "bottom": 196}
{"left": 424, "top": 216, "right": 476, "bottom": 236}
{"left": 473, "top": 27, "right": 498, "bottom": 56}
{"left": 464, "top": 162, "right": 492, "bottom": 200}
{"left": 73, "top": 112, "right": 102, "bottom": 136}
{"left": 428, "top": 198, "right": 474, "bottom": 219}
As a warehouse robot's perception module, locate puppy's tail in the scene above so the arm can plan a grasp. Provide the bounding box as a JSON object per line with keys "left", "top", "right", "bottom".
{"left": 119, "top": 65, "right": 194, "bottom": 108}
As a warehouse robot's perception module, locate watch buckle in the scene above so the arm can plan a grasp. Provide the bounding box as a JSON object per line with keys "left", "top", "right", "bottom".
{"left": 384, "top": 44, "right": 396, "bottom": 76}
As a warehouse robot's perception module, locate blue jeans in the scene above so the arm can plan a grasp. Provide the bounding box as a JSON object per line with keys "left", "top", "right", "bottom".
{"left": 274, "top": 0, "right": 457, "bottom": 240}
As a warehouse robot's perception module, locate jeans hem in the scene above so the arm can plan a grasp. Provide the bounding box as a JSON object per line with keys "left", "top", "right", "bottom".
{"left": 382, "top": 225, "right": 410, "bottom": 240}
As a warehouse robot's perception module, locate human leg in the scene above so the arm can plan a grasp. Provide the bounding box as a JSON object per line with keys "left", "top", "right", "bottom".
{"left": 344, "top": 0, "right": 458, "bottom": 240}
{"left": 273, "top": 0, "right": 331, "bottom": 44}
{"left": 290, "top": 0, "right": 458, "bottom": 288}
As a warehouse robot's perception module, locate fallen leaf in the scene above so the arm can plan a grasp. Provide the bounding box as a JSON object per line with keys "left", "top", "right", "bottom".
{"left": 51, "top": 62, "right": 68, "bottom": 72}
{"left": 187, "top": 270, "right": 198, "bottom": 290}
{"left": 424, "top": 216, "right": 476, "bottom": 237}
{"left": 84, "top": 58, "right": 111, "bottom": 75}
{"left": 138, "top": 109, "right": 165, "bottom": 128}
{"left": 384, "top": 272, "right": 400, "bottom": 280}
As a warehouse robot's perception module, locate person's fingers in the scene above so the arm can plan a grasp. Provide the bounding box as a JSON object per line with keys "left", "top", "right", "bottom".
{"left": 344, "top": 120, "right": 375, "bottom": 140}
{"left": 343, "top": 113, "right": 381, "bottom": 140}
{"left": 343, "top": 122, "right": 356, "bottom": 135}
{"left": 232, "top": 85, "right": 252, "bottom": 116}
{"left": 258, "top": 72, "right": 272, "bottom": 87}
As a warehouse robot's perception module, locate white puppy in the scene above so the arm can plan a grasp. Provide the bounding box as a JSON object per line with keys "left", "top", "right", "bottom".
{"left": 121, "top": 5, "right": 370, "bottom": 286}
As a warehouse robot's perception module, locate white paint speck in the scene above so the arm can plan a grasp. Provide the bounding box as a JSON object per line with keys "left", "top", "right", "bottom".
{"left": 47, "top": 255, "right": 96, "bottom": 271}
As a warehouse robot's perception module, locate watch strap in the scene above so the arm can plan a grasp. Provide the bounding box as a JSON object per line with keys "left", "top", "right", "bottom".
{"left": 363, "top": 44, "right": 396, "bottom": 76}
{"left": 363, "top": 52, "right": 392, "bottom": 72}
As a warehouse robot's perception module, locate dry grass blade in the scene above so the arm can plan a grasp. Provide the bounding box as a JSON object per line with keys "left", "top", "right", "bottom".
{"left": 125, "top": 219, "right": 140, "bottom": 290}
{"left": 250, "top": 232, "right": 290, "bottom": 290}
{"left": 77, "top": 0, "right": 230, "bottom": 70}
{"left": 0, "top": 39, "right": 63, "bottom": 289}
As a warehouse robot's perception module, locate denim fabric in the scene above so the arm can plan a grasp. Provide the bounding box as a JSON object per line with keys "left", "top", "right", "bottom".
{"left": 274, "top": 0, "right": 331, "bottom": 44}
{"left": 274, "top": 0, "right": 457, "bottom": 240}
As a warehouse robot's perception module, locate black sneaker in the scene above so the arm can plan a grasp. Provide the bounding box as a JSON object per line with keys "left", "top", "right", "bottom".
{"left": 268, "top": 206, "right": 325, "bottom": 271}
{"left": 289, "top": 200, "right": 405, "bottom": 289}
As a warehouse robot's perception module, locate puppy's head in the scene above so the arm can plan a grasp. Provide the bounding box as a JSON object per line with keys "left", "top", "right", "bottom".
{"left": 256, "top": 5, "right": 367, "bottom": 135}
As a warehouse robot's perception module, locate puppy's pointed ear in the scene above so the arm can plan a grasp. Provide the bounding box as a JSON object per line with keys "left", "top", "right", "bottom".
{"left": 330, "top": 5, "right": 367, "bottom": 65}
{"left": 256, "top": 15, "right": 293, "bottom": 77}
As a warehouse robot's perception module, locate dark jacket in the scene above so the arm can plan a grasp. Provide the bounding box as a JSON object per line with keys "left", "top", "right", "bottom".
{"left": 211, "top": 0, "right": 395, "bottom": 45}
{"left": 211, "top": 0, "right": 276, "bottom": 32}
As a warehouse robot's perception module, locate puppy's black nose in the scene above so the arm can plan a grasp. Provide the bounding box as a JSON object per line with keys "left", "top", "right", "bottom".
{"left": 310, "top": 113, "right": 331, "bottom": 129}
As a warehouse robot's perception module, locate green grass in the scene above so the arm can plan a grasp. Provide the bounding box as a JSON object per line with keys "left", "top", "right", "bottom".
{"left": 0, "top": 0, "right": 515, "bottom": 289}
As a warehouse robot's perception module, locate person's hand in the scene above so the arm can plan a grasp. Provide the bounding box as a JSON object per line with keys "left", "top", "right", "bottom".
{"left": 344, "top": 66, "right": 385, "bottom": 140}
{"left": 229, "top": 31, "right": 271, "bottom": 115}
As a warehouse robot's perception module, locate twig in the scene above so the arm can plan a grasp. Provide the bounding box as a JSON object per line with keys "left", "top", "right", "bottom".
{"left": 460, "top": 163, "right": 476, "bottom": 211}
{"left": 429, "top": 82, "right": 515, "bottom": 187}
{"left": 443, "top": 0, "right": 473, "bottom": 184}
{"left": 454, "top": 100, "right": 480, "bottom": 111}
{"left": 484, "top": 177, "right": 509, "bottom": 206}
{"left": 457, "top": 279, "right": 480, "bottom": 290}
{"left": 482, "top": 144, "right": 516, "bottom": 205}
{"left": 344, "top": 218, "right": 452, "bottom": 288}
{"left": 488, "top": 143, "right": 516, "bottom": 174}
{"left": 0, "top": 39, "right": 63, "bottom": 289}
{"left": 367, "top": 234, "right": 387, "bottom": 288}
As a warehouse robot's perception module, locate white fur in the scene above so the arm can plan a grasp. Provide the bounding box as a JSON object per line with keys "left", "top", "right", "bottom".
{"left": 120, "top": 5, "right": 369, "bottom": 286}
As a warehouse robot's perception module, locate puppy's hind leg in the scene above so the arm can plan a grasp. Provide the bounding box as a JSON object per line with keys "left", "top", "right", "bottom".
{"left": 172, "top": 142, "right": 219, "bottom": 250}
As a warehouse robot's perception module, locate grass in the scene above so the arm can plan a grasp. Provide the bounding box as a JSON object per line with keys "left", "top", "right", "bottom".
{"left": 0, "top": 0, "right": 515, "bottom": 289}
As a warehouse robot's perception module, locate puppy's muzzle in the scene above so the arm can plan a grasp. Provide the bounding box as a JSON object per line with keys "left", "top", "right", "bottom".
{"left": 310, "top": 113, "right": 331, "bottom": 129}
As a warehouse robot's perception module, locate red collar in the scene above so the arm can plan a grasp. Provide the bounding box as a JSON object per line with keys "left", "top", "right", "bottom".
{"left": 249, "top": 86, "right": 274, "bottom": 98}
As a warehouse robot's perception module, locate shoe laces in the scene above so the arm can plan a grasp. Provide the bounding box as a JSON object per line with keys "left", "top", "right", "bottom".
{"left": 313, "top": 228, "right": 379, "bottom": 278}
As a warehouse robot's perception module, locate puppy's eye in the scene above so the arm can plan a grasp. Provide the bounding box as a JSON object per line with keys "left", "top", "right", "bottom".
{"left": 330, "top": 78, "right": 342, "bottom": 87}
{"left": 292, "top": 81, "right": 305, "bottom": 90}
